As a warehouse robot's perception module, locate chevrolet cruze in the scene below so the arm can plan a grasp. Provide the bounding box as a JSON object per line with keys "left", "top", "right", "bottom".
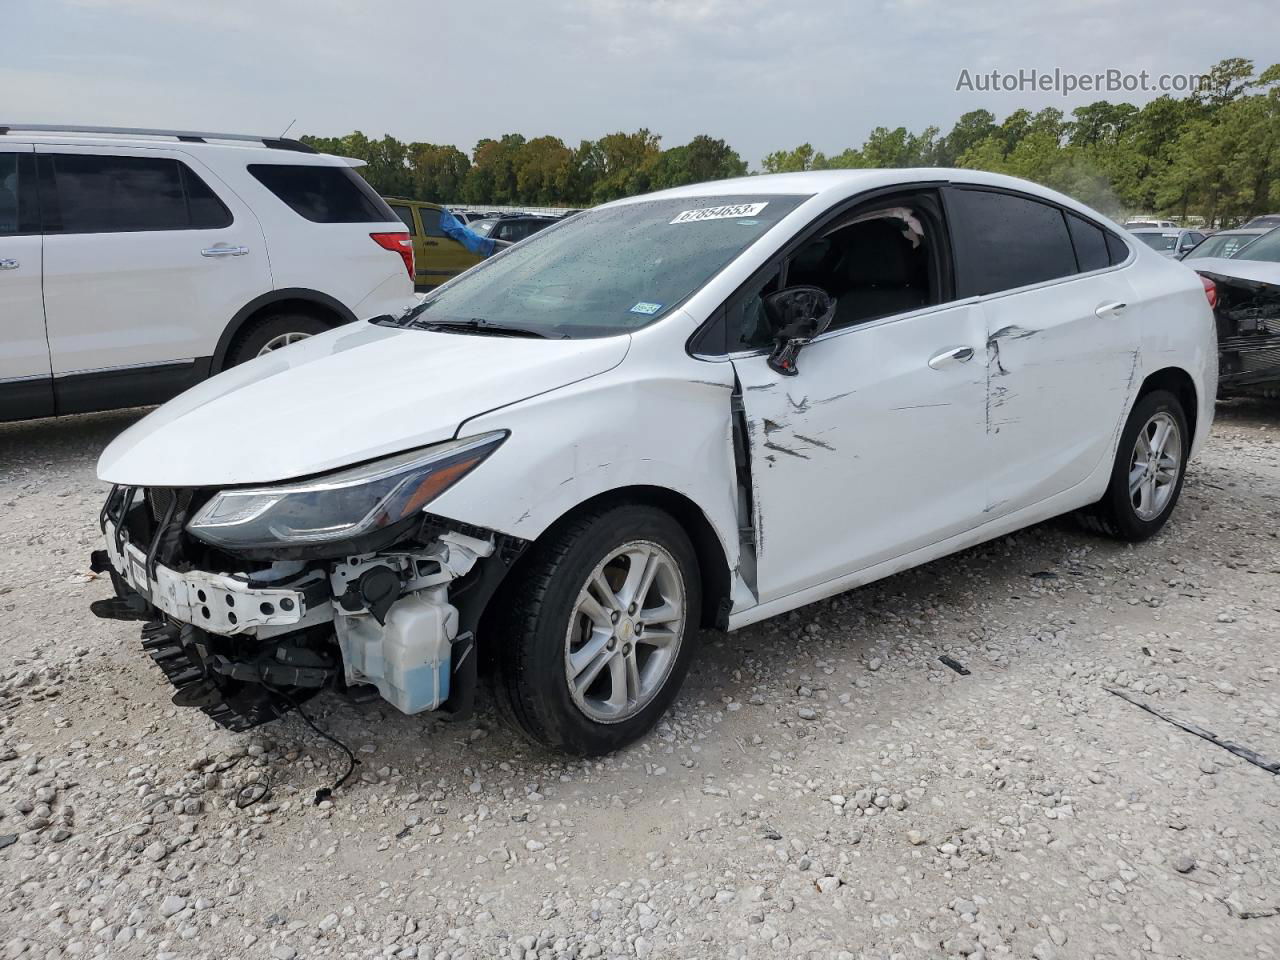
{"left": 90, "top": 169, "right": 1217, "bottom": 755}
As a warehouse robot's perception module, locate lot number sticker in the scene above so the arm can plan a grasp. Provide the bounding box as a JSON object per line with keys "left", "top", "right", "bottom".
{"left": 670, "top": 202, "right": 769, "bottom": 224}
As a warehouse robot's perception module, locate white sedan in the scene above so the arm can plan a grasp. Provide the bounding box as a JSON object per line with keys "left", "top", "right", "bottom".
{"left": 91, "top": 169, "right": 1217, "bottom": 755}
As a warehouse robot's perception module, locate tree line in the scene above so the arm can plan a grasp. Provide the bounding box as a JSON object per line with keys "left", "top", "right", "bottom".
{"left": 303, "top": 58, "right": 1279, "bottom": 225}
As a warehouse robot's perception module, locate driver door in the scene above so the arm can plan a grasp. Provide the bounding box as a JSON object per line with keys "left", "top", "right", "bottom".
{"left": 728, "top": 192, "right": 989, "bottom": 604}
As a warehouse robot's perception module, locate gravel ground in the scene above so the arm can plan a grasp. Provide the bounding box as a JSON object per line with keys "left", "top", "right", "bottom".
{"left": 2, "top": 401, "right": 1278, "bottom": 960}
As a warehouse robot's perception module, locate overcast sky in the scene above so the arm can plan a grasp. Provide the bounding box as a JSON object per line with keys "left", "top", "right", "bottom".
{"left": 8, "top": 0, "right": 1275, "bottom": 168}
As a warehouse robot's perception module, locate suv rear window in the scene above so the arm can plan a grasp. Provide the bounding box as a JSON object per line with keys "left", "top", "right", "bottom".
{"left": 248, "top": 163, "right": 396, "bottom": 223}
{"left": 45, "top": 154, "right": 232, "bottom": 233}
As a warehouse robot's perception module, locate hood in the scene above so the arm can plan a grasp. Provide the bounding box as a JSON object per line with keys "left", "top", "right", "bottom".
{"left": 1190, "top": 257, "right": 1280, "bottom": 287}
{"left": 98, "top": 322, "right": 630, "bottom": 486}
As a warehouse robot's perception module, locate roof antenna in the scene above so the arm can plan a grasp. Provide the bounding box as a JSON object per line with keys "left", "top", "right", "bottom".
{"left": 279, "top": 118, "right": 297, "bottom": 138}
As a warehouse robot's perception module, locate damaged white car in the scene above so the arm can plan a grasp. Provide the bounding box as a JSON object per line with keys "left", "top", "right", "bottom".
{"left": 91, "top": 170, "right": 1217, "bottom": 755}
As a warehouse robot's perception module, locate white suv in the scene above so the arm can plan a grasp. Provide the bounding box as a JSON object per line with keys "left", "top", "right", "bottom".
{"left": 0, "top": 124, "right": 415, "bottom": 422}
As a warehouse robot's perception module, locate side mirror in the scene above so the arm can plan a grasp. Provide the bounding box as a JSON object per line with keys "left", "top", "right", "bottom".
{"left": 762, "top": 286, "right": 837, "bottom": 376}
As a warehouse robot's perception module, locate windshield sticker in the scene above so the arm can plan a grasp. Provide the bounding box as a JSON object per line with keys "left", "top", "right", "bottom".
{"left": 629, "top": 301, "right": 664, "bottom": 315}
{"left": 670, "top": 202, "right": 769, "bottom": 224}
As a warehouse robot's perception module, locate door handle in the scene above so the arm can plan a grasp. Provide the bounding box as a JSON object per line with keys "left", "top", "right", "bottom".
{"left": 1095, "top": 301, "right": 1126, "bottom": 318}
{"left": 201, "top": 244, "right": 249, "bottom": 258}
{"left": 0, "top": 258, "right": 18, "bottom": 271}
{"left": 928, "top": 345, "right": 975, "bottom": 370}
{"left": 423, "top": 240, "right": 438, "bottom": 246}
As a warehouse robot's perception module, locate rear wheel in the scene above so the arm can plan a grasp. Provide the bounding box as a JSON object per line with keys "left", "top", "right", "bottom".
{"left": 225, "top": 311, "right": 330, "bottom": 367}
{"left": 1085, "top": 389, "right": 1189, "bottom": 541}
{"left": 495, "top": 504, "right": 701, "bottom": 755}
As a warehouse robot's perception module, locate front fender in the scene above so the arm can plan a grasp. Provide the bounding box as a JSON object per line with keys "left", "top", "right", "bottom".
{"left": 427, "top": 353, "right": 741, "bottom": 579}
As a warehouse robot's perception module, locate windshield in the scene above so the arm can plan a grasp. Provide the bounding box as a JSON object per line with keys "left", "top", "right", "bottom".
{"left": 398, "top": 194, "right": 808, "bottom": 338}
{"left": 1136, "top": 232, "right": 1179, "bottom": 251}
{"left": 1230, "top": 227, "right": 1280, "bottom": 263}
{"left": 1184, "top": 233, "right": 1247, "bottom": 260}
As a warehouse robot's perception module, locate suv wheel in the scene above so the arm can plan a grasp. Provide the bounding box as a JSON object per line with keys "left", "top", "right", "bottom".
{"left": 226, "top": 312, "right": 330, "bottom": 367}
{"left": 495, "top": 504, "right": 701, "bottom": 755}
{"left": 1084, "top": 389, "right": 1189, "bottom": 541}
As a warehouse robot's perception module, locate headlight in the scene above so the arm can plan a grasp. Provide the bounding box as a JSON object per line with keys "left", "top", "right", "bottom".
{"left": 186, "top": 432, "right": 506, "bottom": 551}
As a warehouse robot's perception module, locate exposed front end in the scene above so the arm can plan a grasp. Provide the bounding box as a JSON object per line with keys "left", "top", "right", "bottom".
{"left": 90, "top": 439, "right": 526, "bottom": 731}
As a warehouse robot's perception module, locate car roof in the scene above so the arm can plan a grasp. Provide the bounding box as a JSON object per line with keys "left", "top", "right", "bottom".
{"left": 1, "top": 125, "right": 357, "bottom": 166}
{"left": 1130, "top": 227, "right": 1182, "bottom": 234}
{"left": 601, "top": 168, "right": 1129, "bottom": 224}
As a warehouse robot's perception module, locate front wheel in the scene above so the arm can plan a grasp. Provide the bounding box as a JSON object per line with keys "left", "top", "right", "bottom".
{"left": 1085, "top": 389, "right": 1189, "bottom": 541}
{"left": 495, "top": 504, "right": 701, "bottom": 755}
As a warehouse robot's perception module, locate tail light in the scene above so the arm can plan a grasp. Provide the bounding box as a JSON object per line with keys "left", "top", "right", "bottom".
{"left": 371, "top": 232, "right": 414, "bottom": 280}
{"left": 1199, "top": 274, "right": 1217, "bottom": 310}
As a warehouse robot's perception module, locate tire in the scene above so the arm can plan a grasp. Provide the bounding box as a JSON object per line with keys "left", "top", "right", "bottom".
{"left": 494, "top": 504, "right": 701, "bottom": 756}
{"left": 1085, "top": 389, "right": 1189, "bottom": 541}
{"left": 225, "top": 312, "right": 330, "bottom": 367}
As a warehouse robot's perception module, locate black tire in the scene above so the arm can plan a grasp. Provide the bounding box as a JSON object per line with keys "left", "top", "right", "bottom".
{"left": 494, "top": 504, "right": 701, "bottom": 756}
{"left": 225, "top": 312, "right": 330, "bottom": 368}
{"left": 1084, "top": 389, "right": 1189, "bottom": 541}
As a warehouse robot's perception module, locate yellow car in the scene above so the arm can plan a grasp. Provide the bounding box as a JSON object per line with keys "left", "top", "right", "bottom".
{"left": 383, "top": 198, "right": 484, "bottom": 291}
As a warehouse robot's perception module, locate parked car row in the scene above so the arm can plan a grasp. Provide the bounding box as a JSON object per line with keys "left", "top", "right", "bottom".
{"left": 0, "top": 123, "right": 416, "bottom": 422}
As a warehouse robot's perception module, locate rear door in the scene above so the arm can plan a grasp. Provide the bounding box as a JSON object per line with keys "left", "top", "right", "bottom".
{"left": 38, "top": 145, "right": 270, "bottom": 410}
{"left": 0, "top": 143, "right": 53, "bottom": 420}
{"left": 947, "top": 186, "right": 1138, "bottom": 517}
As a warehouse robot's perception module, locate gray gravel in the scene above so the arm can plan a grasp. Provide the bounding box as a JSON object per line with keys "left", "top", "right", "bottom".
{"left": 2, "top": 401, "right": 1279, "bottom": 959}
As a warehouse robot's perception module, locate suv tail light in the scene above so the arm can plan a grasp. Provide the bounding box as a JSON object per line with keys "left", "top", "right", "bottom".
{"left": 371, "top": 232, "right": 414, "bottom": 280}
{"left": 1199, "top": 274, "right": 1217, "bottom": 310}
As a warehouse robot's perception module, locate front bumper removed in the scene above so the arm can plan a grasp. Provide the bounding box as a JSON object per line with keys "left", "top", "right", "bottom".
{"left": 90, "top": 486, "right": 526, "bottom": 732}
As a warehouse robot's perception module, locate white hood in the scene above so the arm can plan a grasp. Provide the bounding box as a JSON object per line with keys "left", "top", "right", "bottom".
{"left": 98, "top": 321, "right": 630, "bottom": 487}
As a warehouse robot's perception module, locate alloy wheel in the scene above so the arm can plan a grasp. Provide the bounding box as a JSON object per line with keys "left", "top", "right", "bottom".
{"left": 563, "top": 540, "right": 686, "bottom": 723}
{"left": 257, "top": 331, "right": 312, "bottom": 356}
{"left": 1128, "top": 411, "right": 1182, "bottom": 521}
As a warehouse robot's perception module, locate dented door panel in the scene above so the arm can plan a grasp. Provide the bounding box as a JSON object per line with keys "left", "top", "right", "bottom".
{"left": 731, "top": 302, "right": 988, "bottom": 605}
{"left": 981, "top": 271, "right": 1140, "bottom": 517}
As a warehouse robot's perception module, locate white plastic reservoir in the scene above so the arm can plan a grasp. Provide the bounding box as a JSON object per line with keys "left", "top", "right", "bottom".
{"left": 339, "top": 589, "right": 458, "bottom": 714}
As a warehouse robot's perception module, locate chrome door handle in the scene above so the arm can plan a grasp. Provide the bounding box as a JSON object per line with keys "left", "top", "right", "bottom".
{"left": 0, "top": 258, "right": 18, "bottom": 271}
{"left": 201, "top": 244, "right": 249, "bottom": 258}
{"left": 1095, "top": 301, "right": 1127, "bottom": 318}
{"left": 928, "top": 345, "right": 975, "bottom": 370}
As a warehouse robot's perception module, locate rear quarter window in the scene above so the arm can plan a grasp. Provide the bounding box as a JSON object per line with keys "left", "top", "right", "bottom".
{"left": 248, "top": 163, "right": 397, "bottom": 224}
{"left": 1065, "top": 213, "right": 1111, "bottom": 272}
{"left": 949, "top": 188, "right": 1078, "bottom": 297}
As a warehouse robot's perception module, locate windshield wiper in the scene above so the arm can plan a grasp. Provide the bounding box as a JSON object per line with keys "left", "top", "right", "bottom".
{"left": 411, "top": 318, "right": 552, "bottom": 339}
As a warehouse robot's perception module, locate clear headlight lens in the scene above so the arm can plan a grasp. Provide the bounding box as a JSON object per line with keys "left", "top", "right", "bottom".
{"left": 186, "top": 432, "right": 506, "bottom": 550}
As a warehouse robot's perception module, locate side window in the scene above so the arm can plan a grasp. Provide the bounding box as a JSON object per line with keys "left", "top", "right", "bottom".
{"left": 949, "top": 189, "right": 1077, "bottom": 296}
{"left": 1104, "top": 229, "right": 1129, "bottom": 265}
{"left": 247, "top": 163, "right": 397, "bottom": 223}
{"left": 52, "top": 154, "right": 185, "bottom": 233}
{"left": 1066, "top": 213, "right": 1110, "bottom": 272}
{"left": 0, "top": 152, "right": 38, "bottom": 235}
{"left": 45, "top": 154, "right": 231, "bottom": 233}
{"left": 726, "top": 197, "right": 945, "bottom": 351}
{"left": 388, "top": 204, "right": 416, "bottom": 234}
{"left": 180, "top": 163, "right": 233, "bottom": 229}
{"left": 419, "top": 207, "right": 447, "bottom": 238}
